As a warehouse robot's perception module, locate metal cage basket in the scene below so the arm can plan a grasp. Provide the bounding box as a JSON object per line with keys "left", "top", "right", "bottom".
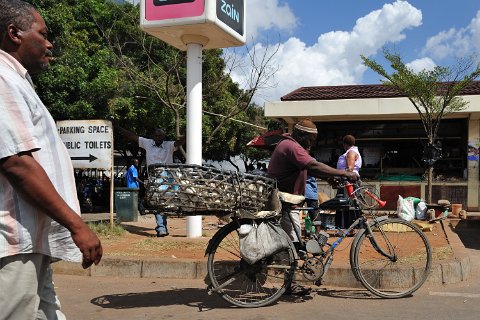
{"left": 144, "top": 164, "right": 277, "bottom": 215}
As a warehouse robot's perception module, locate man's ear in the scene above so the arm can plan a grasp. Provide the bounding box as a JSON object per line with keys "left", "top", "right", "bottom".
{"left": 7, "top": 25, "right": 23, "bottom": 45}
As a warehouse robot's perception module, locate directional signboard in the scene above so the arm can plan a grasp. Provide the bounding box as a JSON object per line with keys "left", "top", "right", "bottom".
{"left": 57, "top": 120, "right": 113, "bottom": 169}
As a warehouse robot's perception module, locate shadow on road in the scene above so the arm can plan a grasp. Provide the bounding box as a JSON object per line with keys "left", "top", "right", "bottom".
{"left": 121, "top": 224, "right": 155, "bottom": 237}
{"left": 311, "top": 288, "right": 383, "bottom": 300}
{"left": 91, "top": 287, "right": 232, "bottom": 310}
{"left": 451, "top": 220, "right": 480, "bottom": 250}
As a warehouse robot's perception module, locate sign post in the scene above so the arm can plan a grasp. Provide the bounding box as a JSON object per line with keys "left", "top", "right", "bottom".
{"left": 57, "top": 120, "right": 115, "bottom": 225}
{"left": 141, "top": 0, "right": 246, "bottom": 237}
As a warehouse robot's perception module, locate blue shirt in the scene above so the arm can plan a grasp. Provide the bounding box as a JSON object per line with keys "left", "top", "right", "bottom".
{"left": 126, "top": 165, "right": 139, "bottom": 188}
{"left": 305, "top": 175, "right": 318, "bottom": 200}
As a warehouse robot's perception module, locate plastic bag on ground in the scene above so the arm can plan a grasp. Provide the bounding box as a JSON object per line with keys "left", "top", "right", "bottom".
{"left": 415, "top": 201, "right": 427, "bottom": 220}
{"left": 397, "top": 195, "right": 415, "bottom": 221}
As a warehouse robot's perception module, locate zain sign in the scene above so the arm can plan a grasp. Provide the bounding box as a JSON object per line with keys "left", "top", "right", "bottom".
{"left": 217, "top": 0, "right": 244, "bottom": 36}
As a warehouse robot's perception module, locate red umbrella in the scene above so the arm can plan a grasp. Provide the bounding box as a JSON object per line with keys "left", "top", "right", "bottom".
{"left": 247, "top": 129, "right": 285, "bottom": 149}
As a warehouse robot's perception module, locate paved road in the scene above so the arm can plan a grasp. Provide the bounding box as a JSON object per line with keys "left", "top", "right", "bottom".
{"left": 54, "top": 273, "right": 480, "bottom": 320}
{"left": 53, "top": 219, "right": 480, "bottom": 320}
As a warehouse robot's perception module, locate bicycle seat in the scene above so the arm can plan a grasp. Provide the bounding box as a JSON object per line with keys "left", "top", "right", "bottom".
{"left": 319, "top": 197, "right": 351, "bottom": 209}
{"left": 278, "top": 192, "right": 305, "bottom": 205}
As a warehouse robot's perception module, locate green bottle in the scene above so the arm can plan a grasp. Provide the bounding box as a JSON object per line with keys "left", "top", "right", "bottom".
{"left": 304, "top": 214, "right": 312, "bottom": 237}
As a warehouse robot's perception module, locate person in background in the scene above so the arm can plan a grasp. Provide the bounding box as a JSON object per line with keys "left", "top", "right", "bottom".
{"left": 261, "top": 163, "right": 267, "bottom": 172}
{"left": 126, "top": 158, "right": 142, "bottom": 189}
{"left": 304, "top": 174, "right": 319, "bottom": 235}
{"left": 337, "top": 134, "right": 362, "bottom": 175}
{"left": 335, "top": 134, "right": 362, "bottom": 197}
{"left": 114, "top": 124, "right": 185, "bottom": 237}
{"left": 267, "top": 119, "right": 357, "bottom": 295}
{"left": 334, "top": 134, "right": 362, "bottom": 230}
{"left": 0, "top": 1, "right": 102, "bottom": 318}
{"left": 126, "top": 158, "right": 145, "bottom": 215}
{"left": 252, "top": 162, "right": 265, "bottom": 175}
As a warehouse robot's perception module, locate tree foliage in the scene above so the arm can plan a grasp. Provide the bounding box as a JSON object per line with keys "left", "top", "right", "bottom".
{"left": 361, "top": 50, "right": 480, "bottom": 144}
{"left": 362, "top": 49, "right": 480, "bottom": 202}
{"left": 27, "top": 0, "right": 273, "bottom": 169}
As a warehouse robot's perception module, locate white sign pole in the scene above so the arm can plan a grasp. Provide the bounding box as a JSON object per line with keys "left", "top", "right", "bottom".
{"left": 185, "top": 40, "right": 205, "bottom": 238}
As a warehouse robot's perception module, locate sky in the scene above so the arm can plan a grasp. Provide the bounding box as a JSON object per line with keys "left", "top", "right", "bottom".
{"left": 229, "top": 0, "right": 480, "bottom": 105}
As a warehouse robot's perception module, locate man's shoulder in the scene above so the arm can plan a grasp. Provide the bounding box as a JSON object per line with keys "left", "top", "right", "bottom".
{"left": 163, "top": 140, "right": 176, "bottom": 149}
{"left": 0, "top": 64, "right": 24, "bottom": 86}
{"left": 138, "top": 136, "right": 153, "bottom": 147}
{"left": 274, "top": 136, "right": 300, "bottom": 151}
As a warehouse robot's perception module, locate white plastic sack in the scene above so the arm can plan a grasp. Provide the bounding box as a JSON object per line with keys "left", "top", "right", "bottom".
{"left": 397, "top": 195, "right": 415, "bottom": 221}
{"left": 239, "top": 221, "right": 291, "bottom": 265}
{"left": 415, "top": 201, "right": 427, "bottom": 220}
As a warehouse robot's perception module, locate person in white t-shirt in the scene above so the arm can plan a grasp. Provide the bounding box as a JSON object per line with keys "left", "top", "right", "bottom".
{"left": 114, "top": 124, "right": 185, "bottom": 237}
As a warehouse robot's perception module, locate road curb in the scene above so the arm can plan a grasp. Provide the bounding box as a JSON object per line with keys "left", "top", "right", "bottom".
{"left": 53, "top": 219, "right": 472, "bottom": 287}
{"left": 439, "top": 220, "right": 472, "bottom": 283}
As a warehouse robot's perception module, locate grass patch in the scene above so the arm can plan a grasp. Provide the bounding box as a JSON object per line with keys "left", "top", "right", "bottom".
{"left": 133, "top": 238, "right": 208, "bottom": 252}
{"left": 432, "top": 245, "right": 453, "bottom": 261}
{"left": 87, "top": 222, "right": 126, "bottom": 239}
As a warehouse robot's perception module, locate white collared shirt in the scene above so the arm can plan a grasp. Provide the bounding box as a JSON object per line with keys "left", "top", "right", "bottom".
{"left": 0, "top": 49, "right": 81, "bottom": 262}
{"left": 139, "top": 137, "right": 177, "bottom": 167}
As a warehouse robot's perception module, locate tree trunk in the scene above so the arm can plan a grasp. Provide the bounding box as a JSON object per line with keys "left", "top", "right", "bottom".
{"left": 427, "top": 167, "right": 433, "bottom": 204}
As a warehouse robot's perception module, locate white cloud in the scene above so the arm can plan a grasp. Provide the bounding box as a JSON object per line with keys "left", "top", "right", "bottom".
{"left": 230, "top": 0, "right": 422, "bottom": 104}
{"left": 406, "top": 57, "right": 436, "bottom": 72}
{"left": 421, "top": 10, "right": 480, "bottom": 60}
{"left": 246, "top": 0, "right": 297, "bottom": 40}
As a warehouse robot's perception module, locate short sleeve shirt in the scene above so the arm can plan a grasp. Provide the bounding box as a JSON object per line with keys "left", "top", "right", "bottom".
{"left": 267, "top": 135, "right": 315, "bottom": 195}
{"left": 0, "top": 50, "right": 81, "bottom": 262}
{"left": 138, "top": 137, "right": 177, "bottom": 167}
{"left": 126, "top": 165, "right": 139, "bottom": 188}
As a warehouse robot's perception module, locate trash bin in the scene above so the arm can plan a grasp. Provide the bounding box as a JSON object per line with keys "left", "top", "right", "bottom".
{"left": 114, "top": 187, "right": 139, "bottom": 222}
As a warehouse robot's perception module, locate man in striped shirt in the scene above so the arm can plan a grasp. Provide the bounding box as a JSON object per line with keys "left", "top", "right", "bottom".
{"left": 0, "top": 1, "right": 103, "bottom": 318}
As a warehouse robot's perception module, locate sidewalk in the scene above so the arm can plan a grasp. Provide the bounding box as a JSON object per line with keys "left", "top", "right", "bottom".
{"left": 51, "top": 212, "right": 477, "bottom": 288}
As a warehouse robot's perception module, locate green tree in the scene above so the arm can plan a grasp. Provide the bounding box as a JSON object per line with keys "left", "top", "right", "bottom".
{"left": 362, "top": 50, "right": 480, "bottom": 202}
{"left": 28, "top": 0, "right": 275, "bottom": 170}
{"left": 99, "top": 4, "right": 278, "bottom": 167}
{"left": 32, "top": 0, "right": 123, "bottom": 120}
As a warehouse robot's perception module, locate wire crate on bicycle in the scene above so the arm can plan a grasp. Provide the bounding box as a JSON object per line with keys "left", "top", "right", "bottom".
{"left": 144, "top": 164, "right": 278, "bottom": 216}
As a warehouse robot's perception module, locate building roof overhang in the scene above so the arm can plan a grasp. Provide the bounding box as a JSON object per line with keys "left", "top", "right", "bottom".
{"left": 264, "top": 81, "right": 480, "bottom": 126}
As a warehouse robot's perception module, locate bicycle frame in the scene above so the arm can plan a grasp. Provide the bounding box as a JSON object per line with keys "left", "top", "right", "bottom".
{"left": 282, "top": 182, "right": 395, "bottom": 280}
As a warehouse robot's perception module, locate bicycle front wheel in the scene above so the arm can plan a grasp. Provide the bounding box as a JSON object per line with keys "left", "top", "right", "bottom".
{"left": 351, "top": 218, "right": 432, "bottom": 298}
{"left": 207, "top": 219, "right": 296, "bottom": 308}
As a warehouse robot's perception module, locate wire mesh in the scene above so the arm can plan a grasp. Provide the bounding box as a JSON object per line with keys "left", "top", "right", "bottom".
{"left": 144, "top": 164, "right": 277, "bottom": 215}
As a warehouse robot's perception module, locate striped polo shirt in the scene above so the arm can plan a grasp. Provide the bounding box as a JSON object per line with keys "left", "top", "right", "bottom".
{"left": 0, "top": 50, "right": 81, "bottom": 262}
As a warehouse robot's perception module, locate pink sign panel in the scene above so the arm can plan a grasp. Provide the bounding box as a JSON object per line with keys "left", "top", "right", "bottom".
{"left": 145, "top": 0, "right": 205, "bottom": 21}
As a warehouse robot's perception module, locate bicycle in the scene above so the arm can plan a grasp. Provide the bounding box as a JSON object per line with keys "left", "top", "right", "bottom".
{"left": 144, "top": 164, "right": 432, "bottom": 308}
{"left": 205, "top": 179, "right": 432, "bottom": 308}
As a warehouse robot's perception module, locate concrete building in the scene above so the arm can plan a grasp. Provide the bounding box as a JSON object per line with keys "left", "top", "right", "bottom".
{"left": 264, "top": 82, "right": 480, "bottom": 211}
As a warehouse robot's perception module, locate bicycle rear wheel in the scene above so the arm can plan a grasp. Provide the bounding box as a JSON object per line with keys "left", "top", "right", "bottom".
{"left": 207, "top": 219, "right": 296, "bottom": 308}
{"left": 351, "top": 218, "right": 431, "bottom": 298}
